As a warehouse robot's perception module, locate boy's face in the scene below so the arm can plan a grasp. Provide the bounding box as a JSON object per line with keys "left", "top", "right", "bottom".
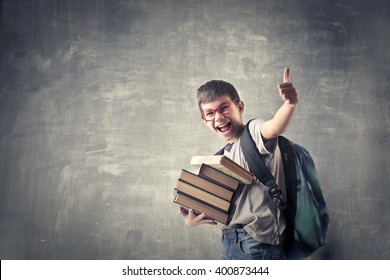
{"left": 200, "top": 96, "right": 245, "bottom": 143}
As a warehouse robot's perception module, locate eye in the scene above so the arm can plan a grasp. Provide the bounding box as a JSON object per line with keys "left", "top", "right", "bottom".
{"left": 204, "top": 111, "right": 214, "bottom": 117}
{"left": 219, "top": 104, "right": 230, "bottom": 113}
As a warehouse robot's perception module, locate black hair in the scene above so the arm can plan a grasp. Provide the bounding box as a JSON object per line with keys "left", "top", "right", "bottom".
{"left": 196, "top": 80, "right": 240, "bottom": 112}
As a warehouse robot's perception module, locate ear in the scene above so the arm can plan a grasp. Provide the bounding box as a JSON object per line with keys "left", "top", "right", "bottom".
{"left": 238, "top": 100, "right": 244, "bottom": 113}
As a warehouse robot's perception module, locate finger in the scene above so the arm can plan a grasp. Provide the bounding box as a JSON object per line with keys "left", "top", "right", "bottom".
{"left": 178, "top": 207, "right": 189, "bottom": 217}
{"left": 194, "top": 212, "right": 207, "bottom": 221}
{"left": 281, "top": 91, "right": 299, "bottom": 103}
{"left": 200, "top": 219, "right": 217, "bottom": 225}
{"left": 280, "top": 87, "right": 296, "bottom": 94}
{"left": 194, "top": 213, "right": 211, "bottom": 222}
{"left": 278, "top": 83, "right": 293, "bottom": 89}
{"left": 188, "top": 209, "right": 196, "bottom": 217}
{"left": 282, "top": 94, "right": 298, "bottom": 101}
{"left": 283, "top": 66, "right": 290, "bottom": 83}
{"left": 196, "top": 214, "right": 217, "bottom": 225}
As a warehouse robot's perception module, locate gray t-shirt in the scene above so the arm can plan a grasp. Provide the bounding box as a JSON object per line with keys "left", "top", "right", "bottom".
{"left": 223, "top": 119, "right": 286, "bottom": 245}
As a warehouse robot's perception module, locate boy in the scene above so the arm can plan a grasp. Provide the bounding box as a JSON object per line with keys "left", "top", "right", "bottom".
{"left": 178, "top": 67, "right": 299, "bottom": 260}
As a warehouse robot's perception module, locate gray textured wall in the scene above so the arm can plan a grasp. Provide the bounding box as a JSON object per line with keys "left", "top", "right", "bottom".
{"left": 0, "top": 0, "right": 389, "bottom": 260}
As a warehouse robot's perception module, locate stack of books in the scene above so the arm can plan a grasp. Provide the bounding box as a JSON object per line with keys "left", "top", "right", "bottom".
{"left": 173, "top": 155, "right": 254, "bottom": 225}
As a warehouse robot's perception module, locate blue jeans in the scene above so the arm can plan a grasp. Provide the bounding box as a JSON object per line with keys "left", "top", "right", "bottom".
{"left": 221, "top": 226, "right": 284, "bottom": 260}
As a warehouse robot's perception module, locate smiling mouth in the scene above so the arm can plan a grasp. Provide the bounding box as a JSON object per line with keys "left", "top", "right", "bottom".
{"left": 216, "top": 122, "right": 232, "bottom": 133}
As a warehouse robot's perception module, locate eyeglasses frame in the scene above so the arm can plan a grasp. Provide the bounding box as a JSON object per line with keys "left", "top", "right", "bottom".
{"left": 200, "top": 98, "right": 239, "bottom": 122}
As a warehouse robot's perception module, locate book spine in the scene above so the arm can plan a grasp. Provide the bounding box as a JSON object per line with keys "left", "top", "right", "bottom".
{"left": 220, "top": 158, "right": 254, "bottom": 184}
{"left": 179, "top": 169, "right": 234, "bottom": 201}
{"left": 173, "top": 191, "right": 228, "bottom": 224}
{"left": 177, "top": 178, "right": 231, "bottom": 204}
{"left": 197, "top": 175, "right": 235, "bottom": 193}
{"left": 175, "top": 188, "right": 229, "bottom": 214}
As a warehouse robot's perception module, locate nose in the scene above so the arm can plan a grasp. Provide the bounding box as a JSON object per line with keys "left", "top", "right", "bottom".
{"left": 214, "top": 110, "right": 224, "bottom": 122}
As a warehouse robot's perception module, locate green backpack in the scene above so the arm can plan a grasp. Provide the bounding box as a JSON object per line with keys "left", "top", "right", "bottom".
{"left": 240, "top": 120, "right": 330, "bottom": 259}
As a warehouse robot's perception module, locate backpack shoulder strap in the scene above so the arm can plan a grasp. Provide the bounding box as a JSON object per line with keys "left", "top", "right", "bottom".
{"left": 277, "top": 135, "right": 298, "bottom": 252}
{"left": 240, "top": 119, "right": 286, "bottom": 210}
{"left": 214, "top": 145, "right": 228, "bottom": 156}
{"left": 278, "top": 135, "right": 297, "bottom": 214}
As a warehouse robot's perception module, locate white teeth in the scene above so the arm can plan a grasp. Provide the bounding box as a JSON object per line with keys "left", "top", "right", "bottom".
{"left": 216, "top": 122, "right": 231, "bottom": 132}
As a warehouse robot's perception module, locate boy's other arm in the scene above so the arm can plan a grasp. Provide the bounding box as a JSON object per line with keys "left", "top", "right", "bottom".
{"left": 261, "top": 67, "right": 299, "bottom": 140}
{"left": 178, "top": 207, "right": 217, "bottom": 227}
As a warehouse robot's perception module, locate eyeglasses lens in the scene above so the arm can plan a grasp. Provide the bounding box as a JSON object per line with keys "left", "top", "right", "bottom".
{"left": 203, "top": 102, "right": 231, "bottom": 121}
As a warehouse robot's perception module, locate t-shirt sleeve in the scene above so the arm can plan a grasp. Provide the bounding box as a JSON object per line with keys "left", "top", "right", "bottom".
{"left": 248, "top": 119, "right": 278, "bottom": 155}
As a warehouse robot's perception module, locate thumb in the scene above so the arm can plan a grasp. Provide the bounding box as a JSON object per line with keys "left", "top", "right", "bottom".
{"left": 283, "top": 66, "right": 290, "bottom": 83}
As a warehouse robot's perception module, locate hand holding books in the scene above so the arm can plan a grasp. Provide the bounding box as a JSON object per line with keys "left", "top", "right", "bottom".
{"left": 174, "top": 155, "right": 254, "bottom": 225}
{"left": 178, "top": 207, "right": 217, "bottom": 226}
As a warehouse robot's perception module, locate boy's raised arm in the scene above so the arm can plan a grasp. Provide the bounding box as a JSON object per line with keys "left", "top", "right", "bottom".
{"left": 260, "top": 67, "right": 299, "bottom": 140}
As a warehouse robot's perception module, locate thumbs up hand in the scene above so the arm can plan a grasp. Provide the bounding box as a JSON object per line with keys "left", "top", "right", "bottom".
{"left": 260, "top": 67, "right": 299, "bottom": 139}
{"left": 278, "top": 67, "right": 299, "bottom": 106}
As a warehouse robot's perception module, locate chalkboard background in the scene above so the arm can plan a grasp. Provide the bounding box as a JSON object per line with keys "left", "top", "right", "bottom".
{"left": 0, "top": 0, "right": 389, "bottom": 259}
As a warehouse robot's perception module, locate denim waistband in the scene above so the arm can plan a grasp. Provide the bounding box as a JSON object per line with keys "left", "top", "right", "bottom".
{"left": 222, "top": 225, "right": 246, "bottom": 240}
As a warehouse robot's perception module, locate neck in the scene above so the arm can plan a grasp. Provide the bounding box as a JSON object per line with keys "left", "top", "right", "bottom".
{"left": 227, "top": 124, "right": 245, "bottom": 144}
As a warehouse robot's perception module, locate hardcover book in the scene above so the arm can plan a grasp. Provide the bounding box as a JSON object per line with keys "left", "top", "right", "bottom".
{"left": 191, "top": 155, "right": 254, "bottom": 184}
{"left": 179, "top": 168, "right": 235, "bottom": 201}
{"left": 174, "top": 191, "right": 229, "bottom": 224}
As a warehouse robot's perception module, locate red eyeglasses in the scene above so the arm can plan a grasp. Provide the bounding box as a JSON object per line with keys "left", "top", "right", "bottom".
{"left": 201, "top": 98, "right": 238, "bottom": 122}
